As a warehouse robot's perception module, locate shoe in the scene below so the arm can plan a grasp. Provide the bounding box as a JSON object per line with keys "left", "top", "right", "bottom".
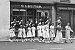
{"left": 60, "top": 42, "right": 64, "bottom": 43}
{"left": 70, "top": 40, "right": 73, "bottom": 43}
{"left": 42, "top": 40, "right": 45, "bottom": 42}
{"left": 39, "top": 41, "right": 42, "bottom": 42}
{"left": 50, "top": 41, "right": 52, "bottom": 42}
{"left": 56, "top": 42, "right": 60, "bottom": 43}
{"left": 16, "top": 40, "right": 18, "bottom": 42}
{"left": 22, "top": 40, "right": 24, "bottom": 42}
{"left": 45, "top": 41, "right": 50, "bottom": 43}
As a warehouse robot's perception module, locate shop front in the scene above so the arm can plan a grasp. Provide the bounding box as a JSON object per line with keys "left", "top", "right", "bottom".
{"left": 55, "top": 3, "right": 75, "bottom": 37}
{"left": 10, "top": 1, "right": 52, "bottom": 36}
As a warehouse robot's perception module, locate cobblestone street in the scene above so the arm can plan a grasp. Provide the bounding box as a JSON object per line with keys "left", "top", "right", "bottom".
{"left": 0, "top": 40, "right": 75, "bottom": 50}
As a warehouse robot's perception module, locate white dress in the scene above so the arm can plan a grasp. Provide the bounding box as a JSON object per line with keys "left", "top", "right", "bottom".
{"left": 55, "top": 25, "right": 62, "bottom": 42}
{"left": 18, "top": 28, "right": 26, "bottom": 38}
{"left": 9, "top": 28, "right": 15, "bottom": 37}
{"left": 41, "top": 25, "right": 45, "bottom": 38}
{"left": 45, "top": 25, "right": 50, "bottom": 38}
{"left": 27, "top": 27, "right": 32, "bottom": 37}
{"left": 37, "top": 26, "right": 42, "bottom": 37}
{"left": 50, "top": 25, "right": 55, "bottom": 38}
{"left": 65, "top": 26, "right": 73, "bottom": 39}
{"left": 31, "top": 27, "right": 36, "bottom": 37}
{"left": 18, "top": 28, "right": 22, "bottom": 37}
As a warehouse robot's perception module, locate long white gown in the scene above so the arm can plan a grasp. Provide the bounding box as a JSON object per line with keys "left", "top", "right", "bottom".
{"left": 27, "top": 27, "right": 32, "bottom": 37}
{"left": 54, "top": 25, "right": 62, "bottom": 42}
{"left": 41, "top": 25, "right": 45, "bottom": 38}
{"left": 22, "top": 28, "right": 26, "bottom": 38}
{"left": 31, "top": 27, "right": 36, "bottom": 37}
{"left": 37, "top": 26, "right": 42, "bottom": 37}
{"left": 18, "top": 28, "right": 26, "bottom": 38}
{"left": 65, "top": 26, "right": 73, "bottom": 39}
{"left": 45, "top": 24, "right": 50, "bottom": 38}
{"left": 18, "top": 28, "right": 22, "bottom": 37}
{"left": 50, "top": 25, "right": 55, "bottom": 38}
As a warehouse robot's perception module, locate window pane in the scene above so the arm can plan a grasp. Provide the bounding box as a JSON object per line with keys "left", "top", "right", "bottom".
{"left": 37, "top": 12, "right": 41, "bottom": 17}
{"left": 13, "top": 11, "right": 19, "bottom": 15}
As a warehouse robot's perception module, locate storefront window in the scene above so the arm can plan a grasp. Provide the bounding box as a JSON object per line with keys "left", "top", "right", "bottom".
{"left": 13, "top": 11, "right": 19, "bottom": 15}
{"left": 36, "top": 10, "right": 49, "bottom": 24}
{"left": 37, "top": 12, "right": 41, "bottom": 17}
{"left": 13, "top": 9, "right": 26, "bottom": 16}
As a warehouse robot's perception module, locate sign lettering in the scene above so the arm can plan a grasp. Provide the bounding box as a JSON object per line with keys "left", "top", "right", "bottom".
{"left": 12, "top": 4, "right": 51, "bottom": 9}
{"left": 60, "top": 0, "right": 70, "bottom": 3}
{"left": 58, "top": 7, "right": 75, "bottom": 10}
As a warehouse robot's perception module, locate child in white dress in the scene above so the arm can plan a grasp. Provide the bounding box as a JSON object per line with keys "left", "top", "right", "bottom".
{"left": 41, "top": 24, "right": 45, "bottom": 39}
{"left": 37, "top": 22, "right": 43, "bottom": 42}
{"left": 9, "top": 26, "right": 15, "bottom": 42}
{"left": 18, "top": 25, "right": 26, "bottom": 42}
{"left": 50, "top": 23, "right": 55, "bottom": 42}
{"left": 31, "top": 24, "right": 36, "bottom": 41}
{"left": 44, "top": 23, "right": 50, "bottom": 43}
{"left": 65, "top": 23, "right": 73, "bottom": 43}
{"left": 27, "top": 26, "right": 32, "bottom": 41}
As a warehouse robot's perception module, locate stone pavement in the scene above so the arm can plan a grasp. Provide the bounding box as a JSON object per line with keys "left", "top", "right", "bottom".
{"left": 0, "top": 40, "right": 75, "bottom": 50}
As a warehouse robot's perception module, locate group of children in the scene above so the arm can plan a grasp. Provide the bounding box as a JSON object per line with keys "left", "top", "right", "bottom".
{"left": 9, "top": 17, "right": 74, "bottom": 43}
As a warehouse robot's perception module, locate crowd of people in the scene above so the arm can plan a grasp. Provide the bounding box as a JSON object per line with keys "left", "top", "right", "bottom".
{"left": 9, "top": 17, "right": 74, "bottom": 43}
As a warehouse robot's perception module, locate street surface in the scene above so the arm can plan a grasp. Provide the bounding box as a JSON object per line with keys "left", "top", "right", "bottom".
{"left": 0, "top": 40, "right": 75, "bottom": 50}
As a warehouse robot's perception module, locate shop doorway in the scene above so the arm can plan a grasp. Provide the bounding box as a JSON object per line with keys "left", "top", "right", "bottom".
{"left": 57, "top": 10, "right": 71, "bottom": 38}
{"left": 58, "top": 10, "right": 71, "bottom": 29}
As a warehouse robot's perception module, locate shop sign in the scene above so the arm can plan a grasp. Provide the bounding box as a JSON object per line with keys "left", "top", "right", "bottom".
{"left": 58, "top": 7, "right": 75, "bottom": 10}
{"left": 24, "top": 5, "right": 42, "bottom": 8}
{"left": 60, "top": 0, "right": 70, "bottom": 3}
{"left": 13, "top": 9, "right": 19, "bottom": 11}
{"left": 14, "top": 4, "right": 51, "bottom": 9}
{"left": 20, "top": 9, "right": 26, "bottom": 11}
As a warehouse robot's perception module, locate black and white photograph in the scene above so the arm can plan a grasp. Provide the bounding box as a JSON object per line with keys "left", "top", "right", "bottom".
{"left": 0, "top": 0, "right": 75, "bottom": 50}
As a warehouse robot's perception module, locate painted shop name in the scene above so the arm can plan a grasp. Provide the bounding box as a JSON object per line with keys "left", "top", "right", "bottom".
{"left": 12, "top": 4, "right": 50, "bottom": 9}
{"left": 58, "top": 7, "right": 75, "bottom": 10}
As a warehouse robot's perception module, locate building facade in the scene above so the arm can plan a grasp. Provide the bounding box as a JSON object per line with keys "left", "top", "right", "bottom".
{"left": 10, "top": 1, "right": 52, "bottom": 27}
{"left": 55, "top": 3, "right": 75, "bottom": 37}
{"left": 0, "top": 0, "right": 75, "bottom": 38}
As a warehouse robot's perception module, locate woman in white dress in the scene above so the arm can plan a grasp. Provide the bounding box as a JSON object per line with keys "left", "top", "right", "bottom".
{"left": 50, "top": 23, "right": 55, "bottom": 42}
{"left": 54, "top": 23, "right": 63, "bottom": 43}
{"left": 65, "top": 23, "right": 73, "bottom": 43}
